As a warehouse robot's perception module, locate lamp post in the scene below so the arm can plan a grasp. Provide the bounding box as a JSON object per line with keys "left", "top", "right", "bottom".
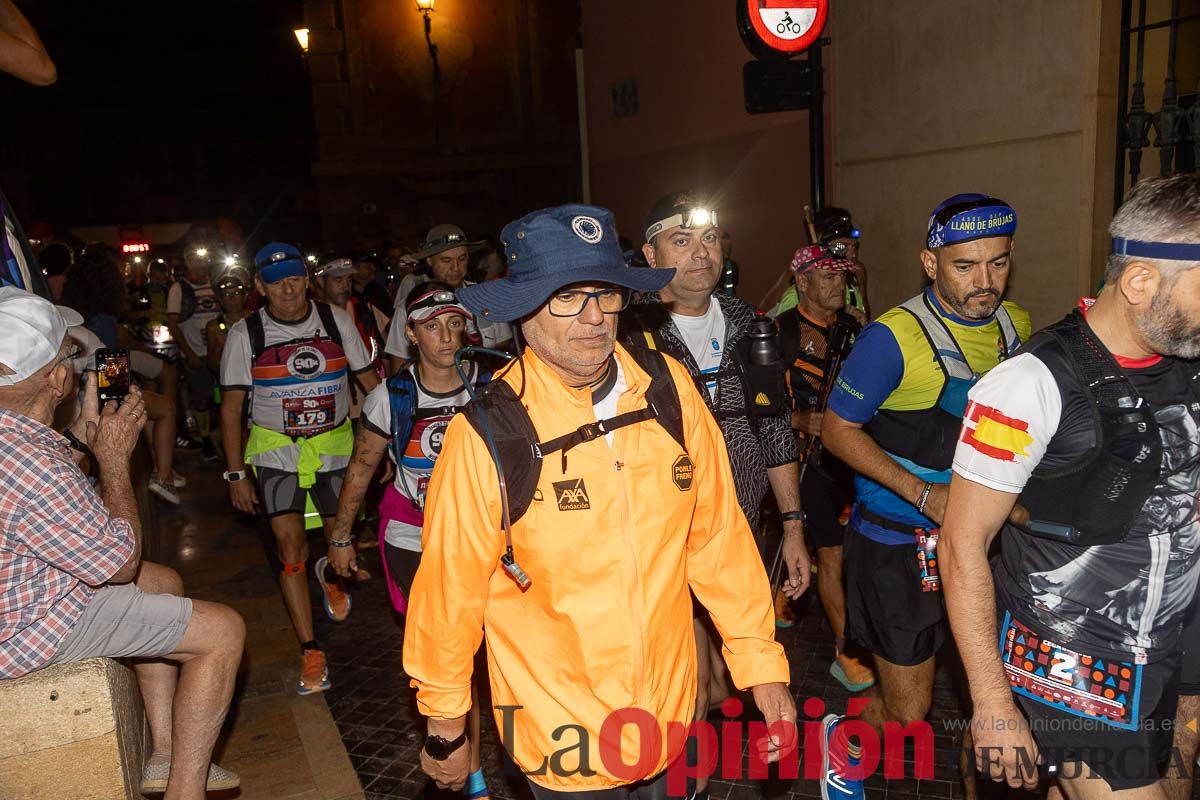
{"left": 293, "top": 28, "right": 310, "bottom": 54}
{"left": 416, "top": 0, "right": 440, "bottom": 146}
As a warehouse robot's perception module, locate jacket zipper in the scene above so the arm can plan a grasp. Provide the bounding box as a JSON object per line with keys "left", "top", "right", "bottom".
{"left": 612, "top": 395, "right": 645, "bottom": 707}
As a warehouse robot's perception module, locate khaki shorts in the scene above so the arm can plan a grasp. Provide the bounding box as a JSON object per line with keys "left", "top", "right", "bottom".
{"left": 50, "top": 583, "right": 192, "bottom": 665}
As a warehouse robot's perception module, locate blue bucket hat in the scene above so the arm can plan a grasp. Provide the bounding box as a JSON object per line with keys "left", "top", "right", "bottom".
{"left": 254, "top": 242, "right": 307, "bottom": 284}
{"left": 456, "top": 204, "right": 675, "bottom": 324}
{"left": 926, "top": 193, "right": 1017, "bottom": 249}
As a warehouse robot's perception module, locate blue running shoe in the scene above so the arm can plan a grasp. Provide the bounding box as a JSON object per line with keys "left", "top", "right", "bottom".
{"left": 820, "top": 714, "right": 865, "bottom": 800}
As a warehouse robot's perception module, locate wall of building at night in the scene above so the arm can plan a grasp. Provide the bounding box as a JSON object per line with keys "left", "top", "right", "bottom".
{"left": 831, "top": 0, "right": 1125, "bottom": 329}
{"left": 305, "top": 0, "right": 582, "bottom": 251}
{"left": 579, "top": 0, "right": 829, "bottom": 309}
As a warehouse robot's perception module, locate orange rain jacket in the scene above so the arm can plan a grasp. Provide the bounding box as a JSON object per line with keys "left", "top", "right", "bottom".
{"left": 403, "top": 343, "right": 789, "bottom": 791}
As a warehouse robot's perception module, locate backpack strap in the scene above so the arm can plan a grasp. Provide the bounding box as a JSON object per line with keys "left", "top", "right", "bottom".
{"left": 386, "top": 369, "right": 418, "bottom": 461}
{"left": 898, "top": 293, "right": 975, "bottom": 381}
{"left": 624, "top": 346, "right": 688, "bottom": 454}
{"left": 246, "top": 309, "right": 267, "bottom": 362}
{"left": 313, "top": 301, "right": 343, "bottom": 348}
{"left": 776, "top": 307, "right": 802, "bottom": 370}
{"left": 464, "top": 380, "right": 543, "bottom": 527}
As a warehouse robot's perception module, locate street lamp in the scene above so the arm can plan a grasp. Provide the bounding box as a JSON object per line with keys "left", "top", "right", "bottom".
{"left": 416, "top": 0, "right": 440, "bottom": 145}
{"left": 293, "top": 28, "right": 310, "bottom": 54}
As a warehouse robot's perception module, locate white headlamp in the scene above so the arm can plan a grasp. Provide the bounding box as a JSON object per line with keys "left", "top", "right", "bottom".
{"left": 644, "top": 207, "right": 719, "bottom": 243}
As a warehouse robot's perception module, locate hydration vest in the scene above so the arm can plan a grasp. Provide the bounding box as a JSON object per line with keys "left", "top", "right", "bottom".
{"left": 348, "top": 294, "right": 384, "bottom": 369}
{"left": 865, "top": 293, "right": 1021, "bottom": 472}
{"left": 1015, "top": 310, "right": 1200, "bottom": 546}
{"left": 386, "top": 365, "right": 492, "bottom": 463}
{"left": 246, "top": 302, "right": 348, "bottom": 437}
{"left": 463, "top": 347, "right": 687, "bottom": 526}
{"left": 777, "top": 307, "right": 861, "bottom": 411}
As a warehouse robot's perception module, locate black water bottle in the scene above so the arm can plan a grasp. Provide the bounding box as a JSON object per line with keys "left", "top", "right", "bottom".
{"left": 748, "top": 314, "right": 781, "bottom": 367}
{"left": 745, "top": 313, "right": 785, "bottom": 417}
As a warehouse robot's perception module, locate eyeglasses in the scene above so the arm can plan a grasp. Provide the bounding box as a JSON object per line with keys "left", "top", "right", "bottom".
{"left": 547, "top": 287, "right": 630, "bottom": 317}
{"left": 56, "top": 344, "right": 83, "bottom": 366}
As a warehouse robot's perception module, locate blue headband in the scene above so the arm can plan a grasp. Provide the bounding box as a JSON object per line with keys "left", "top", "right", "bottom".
{"left": 1112, "top": 237, "right": 1200, "bottom": 261}
{"left": 259, "top": 259, "right": 307, "bottom": 284}
{"left": 927, "top": 195, "right": 1018, "bottom": 249}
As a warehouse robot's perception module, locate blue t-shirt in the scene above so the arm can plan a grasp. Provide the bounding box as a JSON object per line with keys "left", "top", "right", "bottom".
{"left": 87, "top": 313, "right": 119, "bottom": 349}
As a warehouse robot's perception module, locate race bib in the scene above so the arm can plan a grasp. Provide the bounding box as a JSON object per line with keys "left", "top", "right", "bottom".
{"left": 1000, "top": 612, "right": 1141, "bottom": 729}
{"left": 283, "top": 396, "right": 336, "bottom": 437}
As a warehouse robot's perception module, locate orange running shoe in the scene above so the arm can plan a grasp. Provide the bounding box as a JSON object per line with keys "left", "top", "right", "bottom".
{"left": 298, "top": 647, "right": 331, "bottom": 695}
{"left": 314, "top": 556, "right": 352, "bottom": 622}
{"left": 774, "top": 587, "right": 796, "bottom": 629}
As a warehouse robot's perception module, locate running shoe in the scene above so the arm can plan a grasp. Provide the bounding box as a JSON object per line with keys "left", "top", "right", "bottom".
{"left": 200, "top": 437, "right": 218, "bottom": 462}
{"left": 140, "top": 752, "right": 240, "bottom": 793}
{"left": 830, "top": 653, "right": 876, "bottom": 692}
{"left": 175, "top": 435, "right": 201, "bottom": 450}
{"left": 820, "top": 714, "right": 865, "bottom": 800}
{"left": 774, "top": 587, "right": 796, "bottom": 629}
{"left": 297, "top": 647, "right": 331, "bottom": 695}
{"left": 314, "top": 556, "right": 352, "bottom": 622}
{"left": 147, "top": 478, "right": 181, "bottom": 506}
{"left": 151, "top": 470, "right": 187, "bottom": 489}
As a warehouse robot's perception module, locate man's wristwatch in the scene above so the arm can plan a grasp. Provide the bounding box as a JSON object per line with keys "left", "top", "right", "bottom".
{"left": 424, "top": 732, "right": 467, "bottom": 761}
{"left": 222, "top": 469, "right": 248, "bottom": 483}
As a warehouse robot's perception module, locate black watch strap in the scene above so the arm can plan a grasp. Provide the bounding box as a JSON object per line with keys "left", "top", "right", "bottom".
{"left": 424, "top": 731, "right": 468, "bottom": 760}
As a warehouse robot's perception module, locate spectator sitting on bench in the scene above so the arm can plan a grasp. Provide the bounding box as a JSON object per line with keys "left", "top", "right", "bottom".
{"left": 0, "top": 287, "right": 245, "bottom": 800}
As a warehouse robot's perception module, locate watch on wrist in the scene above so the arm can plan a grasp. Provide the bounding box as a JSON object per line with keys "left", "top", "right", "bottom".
{"left": 424, "top": 732, "right": 467, "bottom": 761}
{"left": 223, "top": 469, "right": 247, "bottom": 483}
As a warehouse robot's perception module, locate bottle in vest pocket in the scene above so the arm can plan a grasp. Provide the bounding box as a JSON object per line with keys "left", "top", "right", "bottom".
{"left": 915, "top": 529, "right": 941, "bottom": 592}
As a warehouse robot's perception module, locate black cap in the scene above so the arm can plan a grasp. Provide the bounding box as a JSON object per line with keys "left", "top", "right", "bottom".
{"left": 813, "top": 206, "right": 857, "bottom": 242}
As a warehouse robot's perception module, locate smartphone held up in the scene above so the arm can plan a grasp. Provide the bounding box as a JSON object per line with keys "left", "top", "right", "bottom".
{"left": 95, "top": 348, "right": 131, "bottom": 405}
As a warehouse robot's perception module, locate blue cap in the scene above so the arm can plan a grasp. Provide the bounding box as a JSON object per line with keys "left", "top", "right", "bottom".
{"left": 254, "top": 242, "right": 307, "bottom": 283}
{"left": 926, "top": 193, "right": 1017, "bottom": 249}
{"left": 456, "top": 204, "right": 675, "bottom": 324}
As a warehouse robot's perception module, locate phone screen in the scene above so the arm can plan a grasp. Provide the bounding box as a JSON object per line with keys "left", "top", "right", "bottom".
{"left": 95, "top": 348, "right": 131, "bottom": 404}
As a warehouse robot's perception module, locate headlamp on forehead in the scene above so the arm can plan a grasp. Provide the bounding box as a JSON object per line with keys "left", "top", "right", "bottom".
{"left": 224, "top": 255, "right": 237, "bottom": 267}
{"left": 645, "top": 207, "right": 719, "bottom": 243}
{"left": 193, "top": 247, "right": 208, "bottom": 259}
{"left": 306, "top": 254, "right": 318, "bottom": 264}
{"left": 406, "top": 288, "right": 470, "bottom": 323}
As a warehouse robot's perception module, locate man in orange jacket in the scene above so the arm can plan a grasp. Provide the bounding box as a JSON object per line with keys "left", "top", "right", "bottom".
{"left": 402, "top": 205, "right": 795, "bottom": 798}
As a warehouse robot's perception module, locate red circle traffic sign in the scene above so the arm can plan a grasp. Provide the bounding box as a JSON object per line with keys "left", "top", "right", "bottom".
{"left": 737, "top": 0, "right": 828, "bottom": 58}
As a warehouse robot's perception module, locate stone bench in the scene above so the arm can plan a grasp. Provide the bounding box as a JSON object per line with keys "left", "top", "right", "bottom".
{"left": 0, "top": 657, "right": 146, "bottom": 800}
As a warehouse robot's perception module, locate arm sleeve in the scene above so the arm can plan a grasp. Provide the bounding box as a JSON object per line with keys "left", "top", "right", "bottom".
{"left": 219, "top": 323, "right": 253, "bottom": 390}
{"left": 758, "top": 402, "right": 799, "bottom": 468}
{"left": 402, "top": 414, "right": 504, "bottom": 718}
{"left": 331, "top": 306, "right": 372, "bottom": 371}
{"left": 165, "top": 283, "right": 182, "bottom": 315}
{"left": 674, "top": 362, "right": 789, "bottom": 689}
{"left": 360, "top": 383, "right": 392, "bottom": 442}
{"left": 952, "top": 353, "right": 1062, "bottom": 493}
{"left": 13, "top": 457, "right": 134, "bottom": 585}
{"left": 825, "top": 321, "right": 904, "bottom": 424}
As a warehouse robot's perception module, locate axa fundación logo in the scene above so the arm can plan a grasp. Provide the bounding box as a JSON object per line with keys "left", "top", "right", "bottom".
{"left": 553, "top": 478, "right": 591, "bottom": 511}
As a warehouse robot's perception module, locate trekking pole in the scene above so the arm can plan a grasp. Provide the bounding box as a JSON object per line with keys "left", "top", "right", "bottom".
{"left": 768, "top": 319, "right": 856, "bottom": 599}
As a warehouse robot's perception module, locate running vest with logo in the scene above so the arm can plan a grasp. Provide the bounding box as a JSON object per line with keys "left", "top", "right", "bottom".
{"left": 246, "top": 302, "right": 349, "bottom": 438}
{"left": 866, "top": 292, "right": 1021, "bottom": 473}
{"left": 386, "top": 364, "right": 492, "bottom": 464}
{"left": 778, "top": 307, "right": 861, "bottom": 411}
{"left": 1015, "top": 310, "right": 1200, "bottom": 547}
{"left": 462, "top": 346, "right": 687, "bottom": 527}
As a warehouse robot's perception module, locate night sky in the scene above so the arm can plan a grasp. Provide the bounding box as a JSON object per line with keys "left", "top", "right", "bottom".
{"left": 0, "top": 0, "right": 316, "bottom": 240}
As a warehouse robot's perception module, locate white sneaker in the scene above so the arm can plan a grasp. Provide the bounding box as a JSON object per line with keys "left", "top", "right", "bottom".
{"left": 148, "top": 478, "right": 181, "bottom": 505}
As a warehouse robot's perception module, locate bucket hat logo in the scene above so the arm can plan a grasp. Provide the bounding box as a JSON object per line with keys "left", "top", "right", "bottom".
{"left": 571, "top": 216, "right": 603, "bottom": 244}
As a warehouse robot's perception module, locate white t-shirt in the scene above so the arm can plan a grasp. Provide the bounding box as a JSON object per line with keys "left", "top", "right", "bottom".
{"left": 670, "top": 296, "right": 725, "bottom": 400}
{"left": 591, "top": 359, "right": 626, "bottom": 447}
{"left": 166, "top": 279, "right": 220, "bottom": 356}
{"left": 384, "top": 278, "right": 511, "bottom": 359}
{"left": 360, "top": 366, "right": 478, "bottom": 551}
{"left": 220, "top": 302, "right": 373, "bottom": 472}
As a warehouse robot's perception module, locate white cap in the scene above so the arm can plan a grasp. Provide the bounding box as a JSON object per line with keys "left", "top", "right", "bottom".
{"left": 0, "top": 287, "right": 84, "bottom": 384}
